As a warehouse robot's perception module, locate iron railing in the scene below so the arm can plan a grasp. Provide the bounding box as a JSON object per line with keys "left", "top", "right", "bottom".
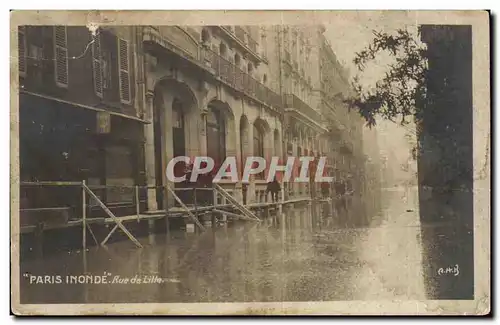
{"left": 283, "top": 93, "right": 321, "bottom": 121}
{"left": 200, "top": 46, "right": 282, "bottom": 110}
{"left": 234, "top": 26, "right": 258, "bottom": 53}
{"left": 144, "top": 26, "right": 282, "bottom": 111}
{"left": 218, "top": 26, "right": 262, "bottom": 61}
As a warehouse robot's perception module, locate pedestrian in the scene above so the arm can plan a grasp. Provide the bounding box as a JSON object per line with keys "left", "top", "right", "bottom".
{"left": 321, "top": 181, "right": 330, "bottom": 198}
{"left": 334, "top": 179, "right": 347, "bottom": 226}
{"left": 266, "top": 176, "right": 281, "bottom": 203}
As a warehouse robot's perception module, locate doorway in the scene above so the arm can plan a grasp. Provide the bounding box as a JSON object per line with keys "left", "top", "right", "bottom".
{"left": 206, "top": 105, "right": 226, "bottom": 169}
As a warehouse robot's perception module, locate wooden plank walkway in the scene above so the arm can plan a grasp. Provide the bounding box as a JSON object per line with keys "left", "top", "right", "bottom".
{"left": 19, "top": 197, "right": 312, "bottom": 234}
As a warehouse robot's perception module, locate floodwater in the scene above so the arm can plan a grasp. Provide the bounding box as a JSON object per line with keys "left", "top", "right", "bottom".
{"left": 20, "top": 187, "right": 428, "bottom": 303}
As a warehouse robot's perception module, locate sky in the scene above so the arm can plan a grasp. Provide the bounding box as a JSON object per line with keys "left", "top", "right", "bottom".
{"left": 325, "top": 12, "right": 419, "bottom": 184}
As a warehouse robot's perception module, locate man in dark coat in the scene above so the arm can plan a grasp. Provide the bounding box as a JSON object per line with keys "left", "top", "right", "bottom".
{"left": 335, "top": 179, "right": 349, "bottom": 226}
{"left": 266, "top": 176, "right": 281, "bottom": 203}
{"left": 321, "top": 181, "right": 331, "bottom": 198}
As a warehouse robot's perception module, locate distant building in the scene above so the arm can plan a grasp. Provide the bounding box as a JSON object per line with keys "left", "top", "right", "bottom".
{"left": 317, "top": 30, "right": 366, "bottom": 222}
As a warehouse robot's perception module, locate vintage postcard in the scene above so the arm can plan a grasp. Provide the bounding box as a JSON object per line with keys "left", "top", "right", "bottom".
{"left": 10, "top": 10, "right": 490, "bottom": 315}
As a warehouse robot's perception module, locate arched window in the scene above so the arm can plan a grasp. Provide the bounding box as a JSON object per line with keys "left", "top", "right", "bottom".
{"left": 219, "top": 42, "right": 227, "bottom": 58}
{"left": 260, "top": 29, "right": 268, "bottom": 58}
{"left": 263, "top": 74, "right": 267, "bottom": 84}
{"left": 206, "top": 105, "right": 226, "bottom": 167}
{"left": 253, "top": 123, "right": 265, "bottom": 179}
{"left": 247, "top": 62, "right": 254, "bottom": 74}
{"left": 171, "top": 98, "right": 186, "bottom": 184}
{"left": 273, "top": 129, "right": 280, "bottom": 156}
{"left": 234, "top": 53, "right": 241, "bottom": 67}
{"left": 172, "top": 98, "right": 184, "bottom": 129}
{"left": 201, "top": 28, "right": 210, "bottom": 44}
{"left": 239, "top": 116, "right": 249, "bottom": 178}
{"left": 286, "top": 130, "right": 293, "bottom": 155}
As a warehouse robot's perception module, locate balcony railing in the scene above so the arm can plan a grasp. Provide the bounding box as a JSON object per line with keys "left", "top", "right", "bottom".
{"left": 234, "top": 26, "right": 258, "bottom": 53}
{"left": 235, "top": 26, "right": 246, "bottom": 42}
{"left": 218, "top": 26, "right": 262, "bottom": 62}
{"left": 143, "top": 26, "right": 281, "bottom": 111}
{"left": 200, "top": 47, "right": 282, "bottom": 110}
{"left": 321, "top": 97, "right": 349, "bottom": 130}
{"left": 283, "top": 93, "right": 320, "bottom": 121}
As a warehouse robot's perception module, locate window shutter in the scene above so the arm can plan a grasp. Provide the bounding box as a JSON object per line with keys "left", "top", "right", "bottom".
{"left": 91, "top": 31, "right": 103, "bottom": 98}
{"left": 54, "top": 26, "right": 68, "bottom": 87}
{"left": 18, "top": 26, "right": 26, "bottom": 77}
{"left": 117, "top": 38, "right": 131, "bottom": 104}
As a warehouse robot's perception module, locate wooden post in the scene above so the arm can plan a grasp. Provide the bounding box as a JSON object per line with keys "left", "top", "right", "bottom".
{"left": 213, "top": 209, "right": 257, "bottom": 222}
{"left": 167, "top": 186, "right": 206, "bottom": 231}
{"left": 135, "top": 185, "right": 140, "bottom": 222}
{"left": 165, "top": 186, "right": 170, "bottom": 235}
{"left": 212, "top": 187, "right": 218, "bottom": 227}
{"left": 213, "top": 187, "right": 218, "bottom": 208}
{"left": 279, "top": 187, "right": 283, "bottom": 214}
{"left": 84, "top": 184, "right": 143, "bottom": 248}
{"left": 213, "top": 184, "right": 260, "bottom": 222}
{"left": 82, "top": 180, "right": 86, "bottom": 251}
{"left": 193, "top": 188, "right": 198, "bottom": 220}
{"left": 215, "top": 193, "right": 225, "bottom": 227}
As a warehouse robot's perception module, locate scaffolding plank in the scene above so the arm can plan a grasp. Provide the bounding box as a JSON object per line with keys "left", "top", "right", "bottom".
{"left": 83, "top": 184, "right": 143, "bottom": 248}
{"left": 212, "top": 208, "right": 253, "bottom": 221}
{"left": 213, "top": 184, "right": 261, "bottom": 222}
{"left": 166, "top": 186, "right": 206, "bottom": 232}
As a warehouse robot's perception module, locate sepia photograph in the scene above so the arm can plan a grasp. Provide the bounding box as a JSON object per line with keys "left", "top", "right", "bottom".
{"left": 10, "top": 10, "right": 490, "bottom": 315}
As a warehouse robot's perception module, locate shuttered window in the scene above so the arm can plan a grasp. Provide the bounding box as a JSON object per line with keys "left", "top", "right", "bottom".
{"left": 91, "top": 31, "right": 103, "bottom": 98}
{"left": 53, "top": 26, "right": 68, "bottom": 87}
{"left": 117, "top": 38, "right": 131, "bottom": 104}
{"left": 18, "top": 26, "right": 26, "bottom": 77}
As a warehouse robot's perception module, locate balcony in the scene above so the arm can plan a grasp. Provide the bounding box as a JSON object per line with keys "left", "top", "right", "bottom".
{"left": 217, "top": 26, "right": 264, "bottom": 63}
{"left": 143, "top": 26, "right": 281, "bottom": 111}
{"left": 283, "top": 93, "right": 319, "bottom": 118}
{"left": 202, "top": 47, "right": 283, "bottom": 111}
{"left": 321, "top": 97, "right": 348, "bottom": 130}
{"left": 283, "top": 93, "right": 325, "bottom": 131}
{"left": 234, "top": 26, "right": 257, "bottom": 52}
{"left": 142, "top": 25, "right": 199, "bottom": 60}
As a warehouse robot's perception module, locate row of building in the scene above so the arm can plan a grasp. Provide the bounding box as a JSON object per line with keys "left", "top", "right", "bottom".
{"left": 18, "top": 24, "right": 368, "bottom": 217}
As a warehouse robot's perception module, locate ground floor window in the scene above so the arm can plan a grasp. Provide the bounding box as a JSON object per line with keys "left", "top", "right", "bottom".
{"left": 206, "top": 106, "right": 226, "bottom": 168}
{"left": 253, "top": 123, "right": 265, "bottom": 179}
{"left": 105, "top": 145, "right": 135, "bottom": 204}
{"left": 19, "top": 94, "right": 145, "bottom": 217}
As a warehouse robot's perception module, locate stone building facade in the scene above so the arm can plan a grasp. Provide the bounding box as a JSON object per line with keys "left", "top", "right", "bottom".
{"left": 18, "top": 24, "right": 366, "bottom": 216}
{"left": 261, "top": 25, "right": 366, "bottom": 209}
{"left": 140, "top": 25, "right": 283, "bottom": 209}
{"left": 18, "top": 25, "right": 148, "bottom": 218}
{"left": 316, "top": 32, "right": 366, "bottom": 220}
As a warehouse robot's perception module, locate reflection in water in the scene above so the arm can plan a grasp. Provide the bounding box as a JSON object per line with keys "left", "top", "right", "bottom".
{"left": 21, "top": 189, "right": 427, "bottom": 303}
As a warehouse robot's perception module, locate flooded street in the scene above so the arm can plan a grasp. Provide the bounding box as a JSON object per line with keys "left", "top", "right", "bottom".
{"left": 20, "top": 187, "right": 427, "bottom": 303}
